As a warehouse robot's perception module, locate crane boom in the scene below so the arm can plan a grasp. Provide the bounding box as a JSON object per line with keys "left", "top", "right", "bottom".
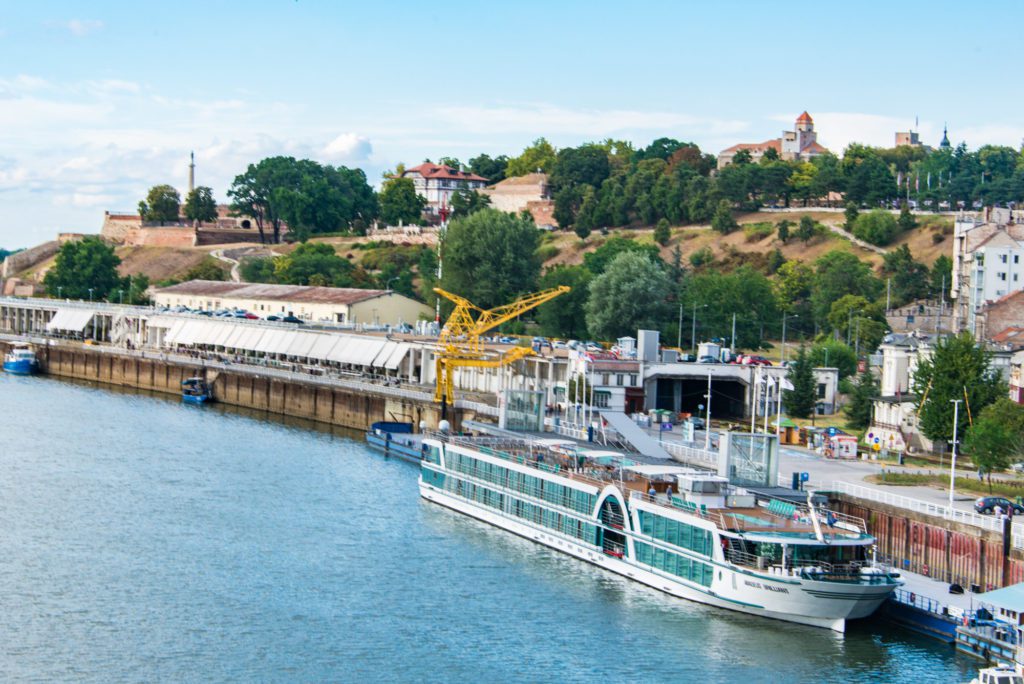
{"left": 432, "top": 286, "right": 570, "bottom": 404}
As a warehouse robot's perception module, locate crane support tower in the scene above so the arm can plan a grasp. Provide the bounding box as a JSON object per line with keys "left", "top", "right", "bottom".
{"left": 433, "top": 286, "right": 569, "bottom": 407}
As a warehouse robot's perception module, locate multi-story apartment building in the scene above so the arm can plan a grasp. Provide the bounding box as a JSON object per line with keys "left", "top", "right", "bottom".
{"left": 951, "top": 207, "right": 1024, "bottom": 335}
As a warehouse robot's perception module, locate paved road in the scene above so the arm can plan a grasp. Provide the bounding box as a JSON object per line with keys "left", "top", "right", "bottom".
{"left": 638, "top": 421, "right": 998, "bottom": 515}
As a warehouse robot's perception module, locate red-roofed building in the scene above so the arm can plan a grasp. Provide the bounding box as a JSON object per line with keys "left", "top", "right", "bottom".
{"left": 717, "top": 112, "right": 829, "bottom": 169}
{"left": 401, "top": 163, "right": 488, "bottom": 218}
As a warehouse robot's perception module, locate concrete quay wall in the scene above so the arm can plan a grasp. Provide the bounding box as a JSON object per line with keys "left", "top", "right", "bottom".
{"left": 5, "top": 341, "right": 455, "bottom": 433}
{"left": 833, "top": 494, "right": 1024, "bottom": 591}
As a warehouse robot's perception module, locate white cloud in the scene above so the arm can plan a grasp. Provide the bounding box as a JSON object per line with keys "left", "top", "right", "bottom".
{"left": 321, "top": 133, "right": 372, "bottom": 163}
{"left": 64, "top": 19, "right": 104, "bottom": 37}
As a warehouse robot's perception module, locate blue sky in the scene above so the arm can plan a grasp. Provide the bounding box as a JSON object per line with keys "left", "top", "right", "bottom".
{"left": 2, "top": 0, "right": 1023, "bottom": 247}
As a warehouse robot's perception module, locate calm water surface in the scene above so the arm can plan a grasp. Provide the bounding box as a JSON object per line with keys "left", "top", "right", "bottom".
{"left": 0, "top": 374, "right": 974, "bottom": 683}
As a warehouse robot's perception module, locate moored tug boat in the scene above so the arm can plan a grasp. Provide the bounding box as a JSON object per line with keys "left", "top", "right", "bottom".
{"left": 3, "top": 346, "right": 38, "bottom": 375}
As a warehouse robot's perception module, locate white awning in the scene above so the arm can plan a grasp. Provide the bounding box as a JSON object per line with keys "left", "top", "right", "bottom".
{"left": 308, "top": 334, "right": 342, "bottom": 361}
{"left": 371, "top": 341, "right": 399, "bottom": 368}
{"left": 46, "top": 309, "right": 95, "bottom": 332}
{"left": 221, "top": 325, "right": 248, "bottom": 349}
{"left": 325, "top": 337, "right": 354, "bottom": 364}
{"left": 285, "top": 332, "right": 319, "bottom": 358}
{"left": 383, "top": 343, "right": 410, "bottom": 371}
{"left": 234, "top": 327, "right": 265, "bottom": 351}
{"left": 210, "top": 323, "right": 236, "bottom": 347}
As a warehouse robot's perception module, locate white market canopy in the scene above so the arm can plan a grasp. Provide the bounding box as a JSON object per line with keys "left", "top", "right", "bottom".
{"left": 145, "top": 316, "right": 409, "bottom": 371}
{"left": 46, "top": 309, "right": 95, "bottom": 332}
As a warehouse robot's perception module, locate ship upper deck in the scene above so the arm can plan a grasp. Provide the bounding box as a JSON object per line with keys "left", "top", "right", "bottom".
{"left": 431, "top": 432, "right": 868, "bottom": 543}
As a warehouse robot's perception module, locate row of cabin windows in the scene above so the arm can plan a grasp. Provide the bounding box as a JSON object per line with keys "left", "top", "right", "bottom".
{"left": 634, "top": 541, "right": 714, "bottom": 587}
{"left": 638, "top": 511, "right": 713, "bottom": 557}
{"left": 422, "top": 468, "right": 445, "bottom": 488}
{"left": 444, "top": 472, "right": 600, "bottom": 545}
{"left": 445, "top": 452, "right": 596, "bottom": 515}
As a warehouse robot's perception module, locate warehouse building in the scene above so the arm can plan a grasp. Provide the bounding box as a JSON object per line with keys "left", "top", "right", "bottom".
{"left": 152, "top": 280, "right": 433, "bottom": 326}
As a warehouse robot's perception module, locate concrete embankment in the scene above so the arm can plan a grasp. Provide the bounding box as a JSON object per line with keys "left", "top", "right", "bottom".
{"left": 1, "top": 339, "right": 464, "bottom": 432}
{"left": 833, "top": 494, "right": 1024, "bottom": 592}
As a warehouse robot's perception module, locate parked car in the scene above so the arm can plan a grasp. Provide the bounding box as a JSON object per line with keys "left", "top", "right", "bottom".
{"left": 1012, "top": 463, "right": 1024, "bottom": 474}
{"left": 688, "top": 417, "right": 706, "bottom": 430}
{"left": 697, "top": 355, "right": 721, "bottom": 364}
{"left": 974, "top": 497, "right": 1024, "bottom": 514}
{"left": 745, "top": 355, "right": 773, "bottom": 366}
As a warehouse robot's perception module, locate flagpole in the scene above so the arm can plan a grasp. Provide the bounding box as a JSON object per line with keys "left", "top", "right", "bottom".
{"left": 776, "top": 375, "right": 784, "bottom": 437}
{"left": 763, "top": 378, "right": 771, "bottom": 434}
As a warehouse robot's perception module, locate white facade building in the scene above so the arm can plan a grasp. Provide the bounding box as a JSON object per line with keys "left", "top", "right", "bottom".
{"left": 153, "top": 280, "right": 434, "bottom": 327}
{"left": 950, "top": 207, "right": 1024, "bottom": 334}
{"left": 400, "top": 163, "right": 488, "bottom": 217}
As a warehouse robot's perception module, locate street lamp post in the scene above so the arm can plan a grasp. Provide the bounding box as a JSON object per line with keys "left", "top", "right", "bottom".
{"left": 88, "top": 288, "right": 94, "bottom": 303}
{"left": 781, "top": 313, "right": 798, "bottom": 364}
{"left": 949, "top": 399, "right": 962, "bottom": 510}
{"left": 57, "top": 286, "right": 62, "bottom": 300}
{"left": 118, "top": 289, "right": 124, "bottom": 305}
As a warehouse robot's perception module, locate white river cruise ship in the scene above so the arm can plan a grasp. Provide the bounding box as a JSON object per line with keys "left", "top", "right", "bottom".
{"left": 419, "top": 433, "right": 902, "bottom": 632}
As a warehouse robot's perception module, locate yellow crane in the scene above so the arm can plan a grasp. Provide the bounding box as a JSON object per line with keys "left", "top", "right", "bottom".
{"left": 433, "top": 285, "right": 570, "bottom": 405}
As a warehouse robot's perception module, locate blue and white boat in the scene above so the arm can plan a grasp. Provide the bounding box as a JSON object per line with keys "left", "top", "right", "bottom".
{"left": 365, "top": 422, "right": 426, "bottom": 463}
{"left": 419, "top": 433, "right": 903, "bottom": 632}
{"left": 3, "top": 346, "right": 38, "bottom": 375}
{"left": 181, "top": 377, "right": 212, "bottom": 404}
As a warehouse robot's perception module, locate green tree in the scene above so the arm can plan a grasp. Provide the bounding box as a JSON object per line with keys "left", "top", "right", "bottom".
{"left": 881, "top": 244, "right": 930, "bottom": 306}
{"left": 898, "top": 204, "right": 917, "bottom": 232}
{"left": 506, "top": 137, "right": 557, "bottom": 177}
{"left": 536, "top": 265, "right": 592, "bottom": 339}
{"left": 784, "top": 345, "right": 817, "bottom": 418}
{"left": 378, "top": 177, "right": 426, "bottom": 226}
{"left": 797, "top": 215, "right": 816, "bottom": 242}
{"left": 449, "top": 189, "right": 491, "bottom": 219}
{"left": 827, "top": 294, "right": 888, "bottom": 352}
{"left": 239, "top": 257, "right": 277, "bottom": 283}
{"left": 273, "top": 242, "right": 358, "bottom": 286}
{"left": 843, "top": 203, "right": 859, "bottom": 230}
{"left": 582, "top": 236, "right": 662, "bottom": 275}
{"left": 468, "top": 153, "right": 508, "bottom": 183}
{"left": 43, "top": 237, "right": 123, "bottom": 301}
{"left": 138, "top": 184, "right": 181, "bottom": 225}
{"left": 182, "top": 256, "right": 228, "bottom": 282}
{"left": 274, "top": 163, "right": 378, "bottom": 240}
{"left": 585, "top": 251, "right": 671, "bottom": 340}
{"left": 549, "top": 144, "right": 611, "bottom": 192}
{"left": 964, "top": 418, "right": 1017, "bottom": 491}
{"left": 681, "top": 266, "right": 780, "bottom": 349}
{"left": 654, "top": 218, "right": 671, "bottom": 246}
{"left": 440, "top": 208, "right": 541, "bottom": 310}
{"left": 844, "top": 367, "right": 878, "bottom": 429}
{"left": 183, "top": 186, "right": 218, "bottom": 223}
{"left": 852, "top": 209, "right": 899, "bottom": 246}
{"left": 776, "top": 219, "right": 791, "bottom": 243}
{"left": 930, "top": 255, "right": 953, "bottom": 298}
{"left": 809, "top": 339, "right": 857, "bottom": 379}
{"left": 711, "top": 199, "right": 738, "bottom": 234}
{"left": 810, "top": 250, "right": 882, "bottom": 328}
{"left": 911, "top": 333, "right": 1006, "bottom": 446}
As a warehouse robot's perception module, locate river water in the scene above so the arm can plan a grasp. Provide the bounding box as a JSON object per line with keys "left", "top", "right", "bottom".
{"left": 0, "top": 374, "right": 974, "bottom": 683}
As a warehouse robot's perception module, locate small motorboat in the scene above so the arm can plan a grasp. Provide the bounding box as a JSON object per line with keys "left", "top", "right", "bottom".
{"left": 3, "top": 346, "right": 38, "bottom": 375}
{"left": 181, "top": 377, "right": 212, "bottom": 404}
{"left": 971, "top": 665, "right": 1024, "bottom": 684}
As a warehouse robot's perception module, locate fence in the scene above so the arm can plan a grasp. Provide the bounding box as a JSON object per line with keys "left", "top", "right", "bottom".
{"left": 826, "top": 480, "right": 1020, "bottom": 540}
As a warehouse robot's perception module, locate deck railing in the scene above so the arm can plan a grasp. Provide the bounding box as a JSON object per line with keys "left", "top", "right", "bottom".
{"left": 827, "top": 481, "right": 1008, "bottom": 534}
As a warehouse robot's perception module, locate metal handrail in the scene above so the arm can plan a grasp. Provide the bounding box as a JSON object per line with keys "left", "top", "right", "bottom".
{"left": 828, "top": 481, "right": 1007, "bottom": 534}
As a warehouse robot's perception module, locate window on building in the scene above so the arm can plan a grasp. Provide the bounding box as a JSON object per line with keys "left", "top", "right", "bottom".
{"left": 616, "top": 374, "right": 624, "bottom": 386}
{"left": 1015, "top": 255, "right": 1020, "bottom": 264}
{"left": 999, "top": 272, "right": 1007, "bottom": 281}
{"left": 817, "top": 383, "right": 826, "bottom": 399}
{"left": 1001, "top": 254, "right": 1008, "bottom": 263}
{"left": 594, "top": 391, "right": 611, "bottom": 408}
{"left": 602, "top": 373, "right": 610, "bottom": 385}
{"left": 1015, "top": 274, "right": 1019, "bottom": 282}
{"left": 977, "top": 255, "right": 985, "bottom": 265}
{"left": 630, "top": 374, "right": 638, "bottom": 386}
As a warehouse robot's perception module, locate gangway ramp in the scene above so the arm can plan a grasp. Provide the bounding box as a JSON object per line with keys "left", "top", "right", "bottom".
{"left": 600, "top": 412, "right": 672, "bottom": 460}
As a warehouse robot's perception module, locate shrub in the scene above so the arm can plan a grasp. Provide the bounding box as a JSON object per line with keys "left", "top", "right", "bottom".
{"left": 689, "top": 246, "right": 714, "bottom": 267}
{"left": 536, "top": 244, "right": 560, "bottom": 261}
{"left": 852, "top": 210, "right": 899, "bottom": 246}
{"left": 932, "top": 232, "right": 945, "bottom": 244}
{"left": 654, "top": 218, "right": 671, "bottom": 246}
{"left": 743, "top": 222, "right": 774, "bottom": 242}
